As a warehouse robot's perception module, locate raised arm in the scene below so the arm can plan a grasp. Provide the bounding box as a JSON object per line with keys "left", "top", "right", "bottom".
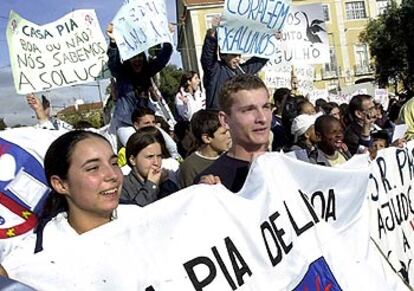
{"left": 200, "top": 28, "right": 220, "bottom": 77}
{"left": 147, "top": 43, "right": 173, "bottom": 77}
{"left": 106, "top": 23, "right": 124, "bottom": 78}
{"left": 241, "top": 56, "right": 269, "bottom": 74}
{"left": 26, "top": 93, "right": 48, "bottom": 123}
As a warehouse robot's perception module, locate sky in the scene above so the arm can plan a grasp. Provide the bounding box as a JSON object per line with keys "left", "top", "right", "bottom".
{"left": 0, "top": 0, "right": 181, "bottom": 126}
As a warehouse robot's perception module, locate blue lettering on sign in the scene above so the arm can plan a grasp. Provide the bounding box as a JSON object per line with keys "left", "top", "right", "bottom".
{"left": 226, "top": 0, "right": 290, "bottom": 31}
{"left": 293, "top": 257, "right": 342, "bottom": 291}
{"left": 220, "top": 26, "right": 278, "bottom": 57}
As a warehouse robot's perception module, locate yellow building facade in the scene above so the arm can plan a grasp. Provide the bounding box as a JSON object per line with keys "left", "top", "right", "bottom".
{"left": 177, "top": 0, "right": 391, "bottom": 93}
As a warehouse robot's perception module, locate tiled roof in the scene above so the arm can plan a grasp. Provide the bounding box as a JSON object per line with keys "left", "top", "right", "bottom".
{"left": 57, "top": 102, "right": 103, "bottom": 115}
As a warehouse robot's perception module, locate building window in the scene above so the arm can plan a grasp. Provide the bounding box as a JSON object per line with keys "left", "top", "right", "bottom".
{"left": 205, "top": 13, "right": 221, "bottom": 29}
{"left": 376, "top": 0, "right": 389, "bottom": 15}
{"left": 345, "top": 1, "right": 367, "bottom": 20}
{"left": 354, "top": 44, "right": 371, "bottom": 75}
{"left": 323, "top": 5, "right": 330, "bottom": 21}
{"left": 324, "top": 46, "right": 338, "bottom": 78}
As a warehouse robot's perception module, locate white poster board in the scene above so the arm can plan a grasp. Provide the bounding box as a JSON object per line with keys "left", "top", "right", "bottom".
{"left": 6, "top": 10, "right": 109, "bottom": 94}
{"left": 217, "top": 0, "right": 291, "bottom": 57}
{"left": 273, "top": 4, "right": 330, "bottom": 65}
{"left": 112, "top": 0, "right": 172, "bottom": 62}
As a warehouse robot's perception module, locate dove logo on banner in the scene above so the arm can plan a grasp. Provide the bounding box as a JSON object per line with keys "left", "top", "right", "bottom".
{"left": 0, "top": 137, "right": 50, "bottom": 239}
{"left": 293, "top": 257, "right": 342, "bottom": 290}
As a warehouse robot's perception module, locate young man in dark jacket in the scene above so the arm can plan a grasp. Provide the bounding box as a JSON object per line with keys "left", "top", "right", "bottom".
{"left": 344, "top": 94, "right": 377, "bottom": 155}
{"left": 200, "top": 19, "right": 269, "bottom": 110}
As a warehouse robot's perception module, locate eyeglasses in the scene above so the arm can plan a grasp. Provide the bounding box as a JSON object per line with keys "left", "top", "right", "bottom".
{"left": 362, "top": 106, "right": 376, "bottom": 113}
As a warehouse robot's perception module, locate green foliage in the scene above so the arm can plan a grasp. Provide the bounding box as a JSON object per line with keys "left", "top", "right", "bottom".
{"left": 158, "top": 64, "right": 183, "bottom": 111}
{"left": 360, "top": 1, "right": 414, "bottom": 92}
{"left": 59, "top": 111, "right": 103, "bottom": 129}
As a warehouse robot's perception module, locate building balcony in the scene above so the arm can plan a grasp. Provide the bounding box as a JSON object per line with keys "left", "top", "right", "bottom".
{"left": 354, "top": 64, "right": 374, "bottom": 76}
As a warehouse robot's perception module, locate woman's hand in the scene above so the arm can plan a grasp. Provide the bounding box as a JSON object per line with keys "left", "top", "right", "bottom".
{"left": 147, "top": 165, "right": 162, "bottom": 185}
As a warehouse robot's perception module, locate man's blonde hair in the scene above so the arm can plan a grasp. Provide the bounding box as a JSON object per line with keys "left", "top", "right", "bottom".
{"left": 218, "top": 75, "right": 268, "bottom": 114}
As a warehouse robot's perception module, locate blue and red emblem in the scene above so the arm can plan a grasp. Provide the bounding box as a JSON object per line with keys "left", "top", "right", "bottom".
{"left": 0, "top": 137, "right": 50, "bottom": 238}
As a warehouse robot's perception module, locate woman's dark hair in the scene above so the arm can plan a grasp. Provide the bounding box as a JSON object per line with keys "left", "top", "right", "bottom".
{"left": 179, "top": 71, "right": 198, "bottom": 92}
{"left": 321, "top": 102, "right": 340, "bottom": 116}
{"left": 42, "top": 130, "right": 109, "bottom": 219}
{"left": 126, "top": 127, "right": 168, "bottom": 168}
{"left": 339, "top": 103, "right": 351, "bottom": 127}
{"left": 315, "top": 98, "right": 328, "bottom": 113}
{"left": 272, "top": 88, "right": 291, "bottom": 115}
{"left": 282, "top": 96, "right": 303, "bottom": 147}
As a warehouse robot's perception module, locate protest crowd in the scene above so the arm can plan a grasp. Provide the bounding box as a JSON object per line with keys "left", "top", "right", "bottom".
{"left": 1, "top": 0, "right": 414, "bottom": 290}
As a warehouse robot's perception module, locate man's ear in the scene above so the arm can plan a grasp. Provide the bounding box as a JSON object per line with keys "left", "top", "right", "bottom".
{"left": 354, "top": 109, "right": 364, "bottom": 120}
{"left": 315, "top": 131, "right": 322, "bottom": 142}
{"left": 201, "top": 133, "right": 211, "bottom": 145}
{"left": 218, "top": 111, "right": 230, "bottom": 130}
{"left": 50, "top": 175, "right": 69, "bottom": 195}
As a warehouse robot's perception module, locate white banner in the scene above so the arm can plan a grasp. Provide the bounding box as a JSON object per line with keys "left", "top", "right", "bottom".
{"left": 217, "top": 0, "right": 291, "bottom": 57}
{"left": 6, "top": 10, "right": 109, "bottom": 94}
{"left": 112, "top": 0, "right": 172, "bottom": 62}
{"left": 3, "top": 152, "right": 406, "bottom": 290}
{"left": 0, "top": 128, "right": 64, "bottom": 262}
{"left": 368, "top": 143, "right": 414, "bottom": 285}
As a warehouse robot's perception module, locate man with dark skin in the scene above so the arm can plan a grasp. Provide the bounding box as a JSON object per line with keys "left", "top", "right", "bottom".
{"left": 310, "top": 115, "right": 351, "bottom": 167}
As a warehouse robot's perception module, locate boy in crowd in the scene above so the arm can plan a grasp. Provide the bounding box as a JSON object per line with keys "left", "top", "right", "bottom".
{"left": 194, "top": 74, "right": 272, "bottom": 192}
{"left": 369, "top": 130, "right": 390, "bottom": 160}
{"left": 309, "top": 115, "right": 351, "bottom": 167}
{"left": 117, "top": 108, "right": 180, "bottom": 167}
{"left": 201, "top": 17, "right": 269, "bottom": 110}
{"left": 289, "top": 113, "right": 319, "bottom": 162}
{"left": 178, "top": 110, "right": 231, "bottom": 188}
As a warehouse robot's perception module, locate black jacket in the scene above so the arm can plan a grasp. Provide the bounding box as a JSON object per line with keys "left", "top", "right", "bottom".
{"left": 107, "top": 43, "right": 172, "bottom": 126}
{"left": 344, "top": 121, "right": 371, "bottom": 156}
{"left": 200, "top": 29, "right": 268, "bottom": 109}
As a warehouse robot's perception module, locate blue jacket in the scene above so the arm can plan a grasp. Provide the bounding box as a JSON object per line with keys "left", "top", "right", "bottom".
{"left": 107, "top": 42, "right": 173, "bottom": 127}
{"left": 200, "top": 29, "right": 268, "bottom": 110}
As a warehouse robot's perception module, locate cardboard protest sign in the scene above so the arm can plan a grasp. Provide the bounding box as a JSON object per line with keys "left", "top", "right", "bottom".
{"left": 375, "top": 88, "right": 390, "bottom": 110}
{"left": 112, "top": 0, "right": 172, "bottom": 62}
{"left": 273, "top": 4, "right": 329, "bottom": 64}
{"left": 217, "top": 0, "right": 291, "bottom": 57}
{"left": 218, "top": 3, "right": 329, "bottom": 64}
{"left": 6, "top": 10, "right": 109, "bottom": 95}
{"left": 3, "top": 153, "right": 403, "bottom": 290}
{"left": 263, "top": 63, "right": 314, "bottom": 95}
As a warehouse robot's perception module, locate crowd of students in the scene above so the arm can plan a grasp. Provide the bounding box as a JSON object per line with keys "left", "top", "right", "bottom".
{"left": 0, "top": 18, "right": 412, "bottom": 288}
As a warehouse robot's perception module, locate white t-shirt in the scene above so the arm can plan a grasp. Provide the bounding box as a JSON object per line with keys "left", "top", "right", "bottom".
{"left": 2, "top": 205, "right": 141, "bottom": 272}
{"left": 175, "top": 88, "right": 206, "bottom": 121}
